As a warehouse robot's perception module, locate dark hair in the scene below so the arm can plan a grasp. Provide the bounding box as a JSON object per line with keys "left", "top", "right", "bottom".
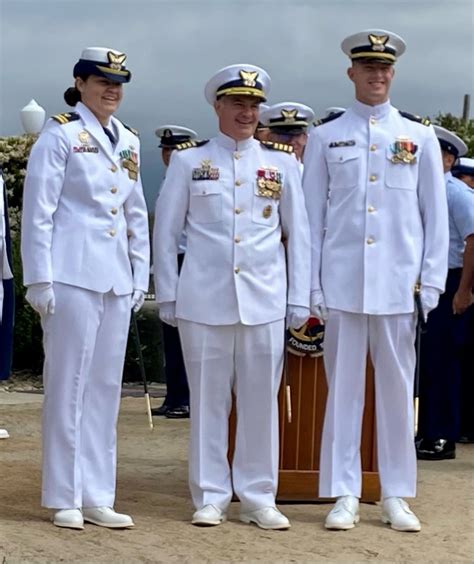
{"left": 64, "top": 86, "right": 81, "bottom": 106}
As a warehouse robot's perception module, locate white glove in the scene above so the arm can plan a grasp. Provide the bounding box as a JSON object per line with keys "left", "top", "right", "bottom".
{"left": 25, "top": 283, "right": 55, "bottom": 316}
{"left": 131, "top": 290, "right": 145, "bottom": 313}
{"left": 286, "top": 305, "right": 310, "bottom": 330}
{"left": 159, "top": 301, "right": 177, "bottom": 327}
{"left": 420, "top": 286, "right": 440, "bottom": 321}
{"left": 310, "top": 290, "right": 329, "bottom": 322}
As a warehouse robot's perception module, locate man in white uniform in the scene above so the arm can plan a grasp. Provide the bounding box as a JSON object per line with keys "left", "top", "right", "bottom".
{"left": 154, "top": 64, "right": 310, "bottom": 529}
{"left": 303, "top": 30, "right": 449, "bottom": 532}
{"left": 21, "top": 47, "right": 150, "bottom": 529}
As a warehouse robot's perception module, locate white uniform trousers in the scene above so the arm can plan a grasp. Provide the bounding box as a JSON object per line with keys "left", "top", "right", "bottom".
{"left": 178, "top": 319, "right": 284, "bottom": 511}
{"left": 41, "top": 283, "right": 131, "bottom": 508}
{"left": 319, "top": 309, "right": 417, "bottom": 499}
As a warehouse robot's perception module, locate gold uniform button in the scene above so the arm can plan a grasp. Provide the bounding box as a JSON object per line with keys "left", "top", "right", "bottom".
{"left": 110, "top": 165, "right": 118, "bottom": 172}
{"left": 369, "top": 175, "right": 377, "bottom": 182}
{"left": 111, "top": 187, "right": 118, "bottom": 194}
{"left": 367, "top": 237, "right": 374, "bottom": 245}
{"left": 370, "top": 144, "right": 377, "bottom": 151}
{"left": 235, "top": 180, "right": 242, "bottom": 186}
{"left": 235, "top": 208, "right": 242, "bottom": 214}
{"left": 111, "top": 208, "right": 118, "bottom": 215}
{"left": 109, "top": 229, "right": 116, "bottom": 237}
{"left": 234, "top": 267, "right": 240, "bottom": 274}
{"left": 368, "top": 205, "right": 375, "bottom": 213}
{"left": 234, "top": 236, "right": 241, "bottom": 243}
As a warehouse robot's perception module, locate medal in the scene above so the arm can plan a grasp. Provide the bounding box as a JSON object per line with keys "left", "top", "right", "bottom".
{"left": 390, "top": 136, "right": 418, "bottom": 164}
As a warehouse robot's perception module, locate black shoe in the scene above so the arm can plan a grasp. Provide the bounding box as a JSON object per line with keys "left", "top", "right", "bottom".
{"left": 151, "top": 403, "right": 169, "bottom": 416}
{"left": 166, "top": 405, "right": 190, "bottom": 419}
{"left": 416, "top": 438, "right": 456, "bottom": 460}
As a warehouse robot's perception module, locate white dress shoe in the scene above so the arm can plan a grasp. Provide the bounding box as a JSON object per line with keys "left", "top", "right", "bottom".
{"left": 53, "top": 509, "right": 84, "bottom": 530}
{"left": 82, "top": 506, "right": 134, "bottom": 529}
{"left": 0, "top": 429, "right": 9, "bottom": 439}
{"left": 381, "top": 497, "right": 421, "bottom": 532}
{"left": 325, "top": 496, "right": 360, "bottom": 530}
{"left": 240, "top": 506, "right": 291, "bottom": 530}
{"left": 192, "top": 504, "right": 227, "bottom": 526}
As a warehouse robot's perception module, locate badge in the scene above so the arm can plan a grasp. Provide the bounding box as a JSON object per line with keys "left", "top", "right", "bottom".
{"left": 262, "top": 205, "right": 272, "bottom": 219}
{"left": 368, "top": 33, "right": 389, "bottom": 52}
{"left": 328, "top": 140, "right": 356, "bottom": 148}
{"left": 281, "top": 109, "right": 298, "bottom": 123}
{"left": 119, "top": 149, "right": 139, "bottom": 180}
{"left": 73, "top": 130, "right": 99, "bottom": 153}
{"left": 390, "top": 136, "right": 418, "bottom": 164}
{"left": 286, "top": 317, "right": 325, "bottom": 358}
{"left": 256, "top": 167, "right": 282, "bottom": 200}
{"left": 192, "top": 159, "right": 220, "bottom": 181}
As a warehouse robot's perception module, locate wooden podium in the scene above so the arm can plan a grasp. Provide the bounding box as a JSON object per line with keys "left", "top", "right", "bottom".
{"left": 229, "top": 354, "right": 381, "bottom": 503}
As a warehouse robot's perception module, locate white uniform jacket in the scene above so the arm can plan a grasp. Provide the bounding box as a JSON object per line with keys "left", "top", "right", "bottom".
{"left": 21, "top": 102, "right": 150, "bottom": 294}
{"left": 154, "top": 132, "right": 310, "bottom": 326}
{"left": 303, "top": 100, "right": 449, "bottom": 315}
{"left": 0, "top": 173, "right": 13, "bottom": 283}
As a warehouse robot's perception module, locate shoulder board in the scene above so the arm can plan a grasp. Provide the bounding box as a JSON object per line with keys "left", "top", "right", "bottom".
{"left": 260, "top": 140, "right": 294, "bottom": 154}
{"left": 51, "top": 112, "right": 80, "bottom": 125}
{"left": 120, "top": 121, "right": 139, "bottom": 137}
{"left": 176, "top": 139, "right": 209, "bottom": 151}
{"left": 399, "top": 111, "right": 431, "bottom": 126}
{"left": 313, "top": 111, "right": 345, "bottom": 127}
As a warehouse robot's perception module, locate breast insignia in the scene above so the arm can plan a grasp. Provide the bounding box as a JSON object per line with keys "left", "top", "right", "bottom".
{"left": 51, "top": 112, "right": 80, "bottom": 125}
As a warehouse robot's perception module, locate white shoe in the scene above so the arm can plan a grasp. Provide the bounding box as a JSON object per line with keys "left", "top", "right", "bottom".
{"left": 0, "top": 429, "right": 9, "bottom": 439}
{"left": 53, "top": 509, "right": 84, "bottom": 530}
{"left": 325, "top": 496, "right": 360, "bottom": 530}
{"left": 240, "top": 506, "right": 291, "bottom": 530}
{"left": 82, "top": 506, "right": 134, "bottom": 529}
{"left": 192, "top": 504, "right": 227, "bottom": 526}
{"left": 381, "top": 497, "right": 421, "bottom": 532}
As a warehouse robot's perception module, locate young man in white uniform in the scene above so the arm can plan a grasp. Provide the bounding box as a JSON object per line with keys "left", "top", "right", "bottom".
{"left": 303, "top": 30, "right": 449, "bottom": 532}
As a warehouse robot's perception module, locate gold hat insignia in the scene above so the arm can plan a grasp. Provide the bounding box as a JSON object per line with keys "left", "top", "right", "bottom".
{"left": 240, "top": 70, "right": 258, "bottom": 87}
{"left": 281, "top": 109, "right": 298, "bottom": 123}
{"left": 107, "top": 51, "right": 127, "bottom": 70}
{"left": 368, "top": 34, "right": 389, "bottom": 52}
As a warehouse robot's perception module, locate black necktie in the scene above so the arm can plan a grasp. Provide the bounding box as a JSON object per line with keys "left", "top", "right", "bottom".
{"left": 103, "top": 127, "right": 116, "bottom": 148}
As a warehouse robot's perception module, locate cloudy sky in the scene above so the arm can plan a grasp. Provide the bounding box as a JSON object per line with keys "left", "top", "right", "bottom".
{"left": 0, "top": 0, "right": 473, "bottom": 206}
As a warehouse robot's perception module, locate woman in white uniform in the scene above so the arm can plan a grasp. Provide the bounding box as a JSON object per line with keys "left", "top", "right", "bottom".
{"left": 21, "top": 47, "right": 150, "bottom": 529}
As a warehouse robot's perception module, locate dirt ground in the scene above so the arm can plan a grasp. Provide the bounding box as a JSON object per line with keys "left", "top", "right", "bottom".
{"left": 0, "top": 390, "right": 473, "bottom": 563}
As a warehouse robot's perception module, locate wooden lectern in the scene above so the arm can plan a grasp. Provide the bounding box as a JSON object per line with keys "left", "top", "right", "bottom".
{"left": 229, "top": 354, "right": 381, "bottom": 502}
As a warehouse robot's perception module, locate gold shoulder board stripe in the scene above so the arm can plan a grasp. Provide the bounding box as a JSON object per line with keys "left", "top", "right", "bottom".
{"left": 51, "top": 112, "right": 80, "bottom": 125}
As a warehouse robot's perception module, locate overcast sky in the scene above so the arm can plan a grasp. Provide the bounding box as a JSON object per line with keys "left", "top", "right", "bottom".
{"left": 1, "top": 0, "right": 473, "bottom": 206}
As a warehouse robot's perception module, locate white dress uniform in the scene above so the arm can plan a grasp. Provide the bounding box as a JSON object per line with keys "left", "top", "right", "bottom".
{"left": 154, "top": 129, "right": 310, "bottom": 510}
{"left": 21, "top": 100, "right": 149, "bottom": 509}
{"left": 0, "top": 173, "right": 13, "bottom": 322}
{"left": 303, "top": 99, "right": 449, "bottom": 498}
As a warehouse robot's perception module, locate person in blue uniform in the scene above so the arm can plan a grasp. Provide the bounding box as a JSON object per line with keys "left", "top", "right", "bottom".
{"left": 21, "top": 47, "right": 150, "bottom": 530}
{"left": 303, "top": 29, "right": 449, "bottom": 532}
{"left": 416, "top": 142, "right": 474, "bottom": 459}
{"left": 0, "top": 169, "right": 14, "bottom": 439}
{"left": 151, "top": 125, "right": 196, "bottom": 419}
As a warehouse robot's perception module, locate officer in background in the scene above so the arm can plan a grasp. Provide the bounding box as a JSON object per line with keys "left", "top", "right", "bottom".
{"left": 254, "top": 103, "right": 270, "bottom": 142}
{"left": 151, "top": 125, "right": 196, "bottom": 419}
{"left": 21, "top": 47, "right": 150, "bottom": 530}
{"left": 416, "top": 127, "right": 473, "bottom": 460}
{"left": 0, "top": 168, "right": 14, "bottom": 439}
{"left": 154, "top": 64, "right": 310, "bottom": 530}
{"left": 451, "top": 156, "right": 474, "bottom": 444}
{"left": 303, "top": 29, "right": 448, "bottom": 532}
{"left": 260, "top": 102, "right": 315, "bottom": 163}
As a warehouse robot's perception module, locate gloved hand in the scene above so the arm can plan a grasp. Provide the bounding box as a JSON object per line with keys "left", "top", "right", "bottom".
{"left": 310, "top": 290, "right": 329, "bottom": 321}
{"left": 25, "top": 283, "right": 55, "bottom": 316}
{"left": 159, "top": 301, "right": 177, "bottom": 327}
{"left": 420, "top": 286, "right": 440, "bottom": 321}
{"left": 131, "top": 290, "right": 145, "bottom": 313}
{"left": 286, "top": 305, "right": 310, "bottom": 330}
